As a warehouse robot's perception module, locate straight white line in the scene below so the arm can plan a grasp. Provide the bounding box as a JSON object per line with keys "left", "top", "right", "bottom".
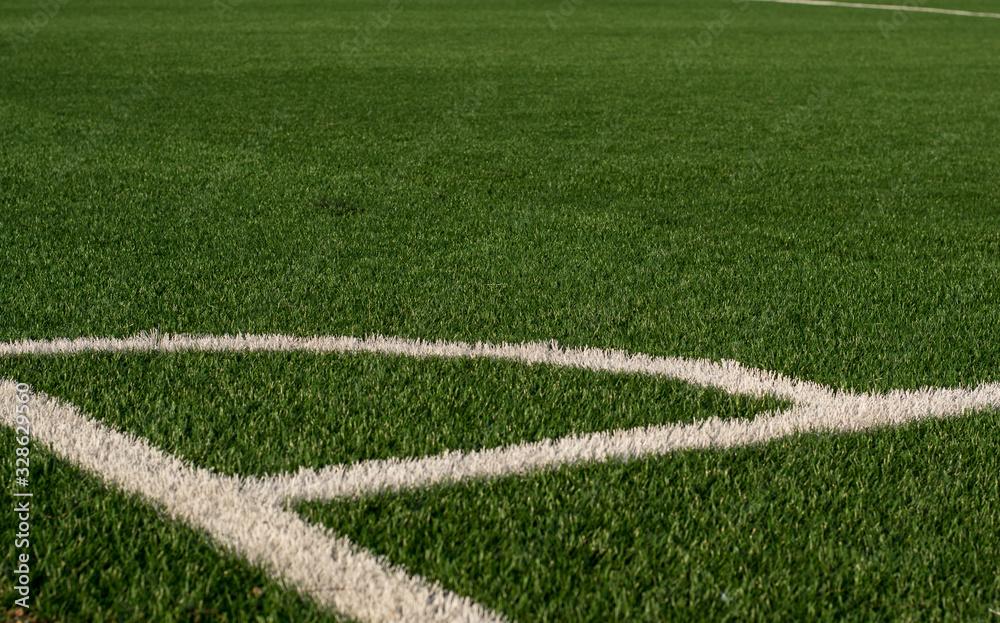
{"left": 262, "top": 381, "right": 1000, "bottom": 501}
{"left": 0, "top": 381, "right": 505, "bottom": 623}
{"left": 748, "top": 0, "right": 1000, "bottom": 19}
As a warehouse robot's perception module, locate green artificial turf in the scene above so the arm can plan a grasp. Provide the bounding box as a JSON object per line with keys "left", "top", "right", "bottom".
{"left": 0, "top": 0, "right": 997, "bottom": 393}
{"left": 2, "top": 0, "right": 999, "bottom": 620}
{"left": 301, "top": 409, "right": 1000, "bottom": 622}
{"left": 0, "top": 351, "right": 783, "bottom": 476}
{"left": 0, "top": 428, "right": 350, "bottom": 623}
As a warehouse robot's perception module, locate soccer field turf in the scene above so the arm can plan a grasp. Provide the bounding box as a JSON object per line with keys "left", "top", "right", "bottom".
{"left": 1, "top": 0, "right": 999, "bottom": 620}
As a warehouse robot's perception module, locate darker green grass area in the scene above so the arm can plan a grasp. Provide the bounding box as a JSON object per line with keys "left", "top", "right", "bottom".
{"left": 0, "top": 428, "right": 350, "bottom": 623}
{"left": 1, "top": 0, "right": 998, "bottom": 392}
{"left": 302, "top": 411, "right": 1000, "bottom": 622}
{"left": 0, "top": 352, "right": 783, "bottom": 476}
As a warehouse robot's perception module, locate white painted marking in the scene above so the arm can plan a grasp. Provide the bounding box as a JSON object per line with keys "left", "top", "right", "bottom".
{"left": 266, "top": 399, "right": 989, "bottom": 500}
{"left": 0, "top": 331, "right": 833, "bottom": 402}
{"left": 0, "top": 381, "right": 504, "bottom": 623}
{"left": 3, "top": 332, "right": 999, "bottom": 621}
{"left": 262, "top": 377, "right": 1000, "bottom": 501}
{"left": 4, "top": 333, "right": 1000, "bottom": 500}
{"left": 748, "top": 0, "right": 1000, "bottom": 19}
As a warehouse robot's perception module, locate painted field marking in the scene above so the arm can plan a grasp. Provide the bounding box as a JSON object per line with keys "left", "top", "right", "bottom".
{"left": 2, "top": 332, "right": 1000, "bottom": 622}
{"left": 0, "top": 380, "right": 503, "bottom": 623}
{"left": 748, "top": 0, "right": 1000, "bottom": 19}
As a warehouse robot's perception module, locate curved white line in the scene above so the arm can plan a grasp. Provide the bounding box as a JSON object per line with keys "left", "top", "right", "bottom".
{"left": 0, "top": 331, "right": 833, "bottom": 402}
{"left": 2, "top": 333, "right": 999, "bottom": 622}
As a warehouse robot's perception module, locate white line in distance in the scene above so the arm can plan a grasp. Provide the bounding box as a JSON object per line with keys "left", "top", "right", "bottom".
{"left": 748, "top": 0, "right": 1000, "bottom": 19}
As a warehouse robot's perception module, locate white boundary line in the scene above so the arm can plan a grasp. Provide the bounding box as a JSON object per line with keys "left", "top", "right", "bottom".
{"left": 748, "top": 0, "right": 1000, "bottom": 19}
{"left": 4, "top": 332, "right": 1000, "bottom": 501}
{"left": 0, "top": 331, "right": 833, "bottom": 402}
{"left": 2, "top": 332, "right": 1000, "bottom": 622}
{"left": 261, "top": 383, "right": 1000, "bottom": 501}
{"left": 0, "top": 381, "right": 504, "bottom": 623}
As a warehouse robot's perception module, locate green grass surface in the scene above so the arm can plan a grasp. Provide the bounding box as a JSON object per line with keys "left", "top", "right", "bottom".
{"left": 0, "top": 352, "right": 783, "bottom": 476}
{"left": 1, "top": 0, "right": 998, "bottom": 393}
{"left": 0, "top": 429, "right": 347, "bottom": 623}
{"left": 2, "top": 0, "right": 999, "bottom": 619}
{"left": 302, "top": 410, "right": 1000, "bottom": 622}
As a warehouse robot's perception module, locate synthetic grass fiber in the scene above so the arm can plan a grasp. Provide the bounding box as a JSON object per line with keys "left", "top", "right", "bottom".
{"left": 0, "top": 429, "right": 348, "bottom": 623}
{"left": 301, "top": 410, "right": 1000, "bottom": 622}
{"left": 1, "top": 0, "right": 998, "bottom": 393}
{"left": 0, "top": 351, "right": 782, "bottom": 476}
{"left": 1, "top": 0, "right": 999, "bottom": 619}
